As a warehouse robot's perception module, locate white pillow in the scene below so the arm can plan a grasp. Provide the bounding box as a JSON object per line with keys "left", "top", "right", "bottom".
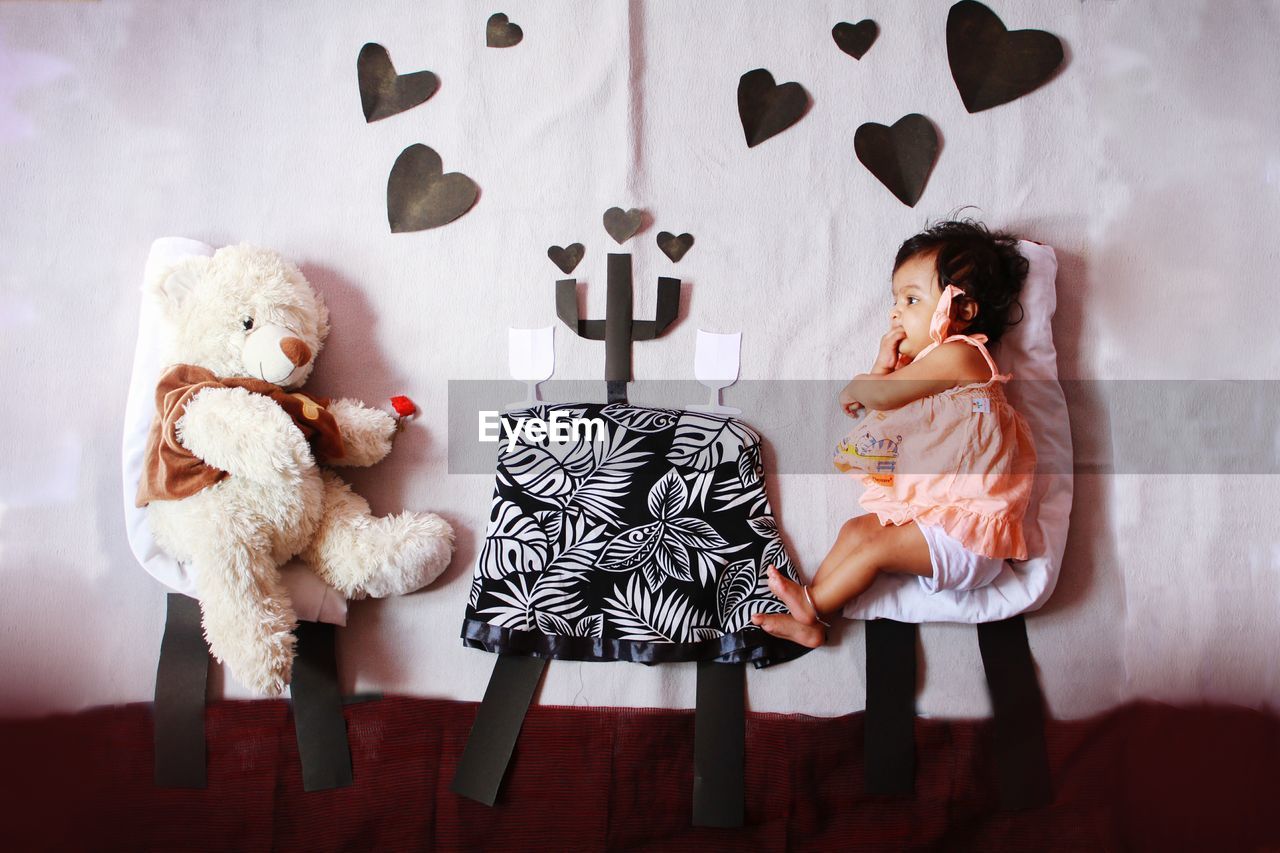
{"left": 841, "top": 240, "right": 1073, "bottom": 623}
{"left": 120, "top": 237, "right": 348, "bottom": 625}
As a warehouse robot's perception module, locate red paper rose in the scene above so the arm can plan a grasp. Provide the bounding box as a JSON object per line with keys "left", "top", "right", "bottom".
{"left": 390, "top": 395, "right": 417, "bottom": 418}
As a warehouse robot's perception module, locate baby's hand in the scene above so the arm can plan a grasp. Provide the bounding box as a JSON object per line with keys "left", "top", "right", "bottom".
{"left": 842, "top": 400, "right": 865, "bottom": 419}
{"left": 873, "top": 327, "right": 908, "bottom": 373}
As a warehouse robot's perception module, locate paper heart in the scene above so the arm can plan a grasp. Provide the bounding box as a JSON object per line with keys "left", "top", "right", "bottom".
{"left": 603, "top": 207, "right": 644, "bottom": 244}
{"left": 357, "top": 43, "right": 440, "bottom": 123}
{"left": 387, "top": 144, "right": 480, "bottom": 232}
{"left": 656, "top": 232, "right": 694, "bottom": 263}
{"left": 737, "top": 68, "right": 808, "bottom": 148}
{"left": 486, "top": 12, "right": 523, "bottom": 48}
{"left": 946, "top": 0, "right": 1064, "bottom": 113}
{"left": 832, "top": 20, "right": 878, "bottom": 60}
{"left": 547, "top": 243, "right": 585, "bottom": 274}
{"left": 854, "top": 114, "right": 939, "bottom": 208}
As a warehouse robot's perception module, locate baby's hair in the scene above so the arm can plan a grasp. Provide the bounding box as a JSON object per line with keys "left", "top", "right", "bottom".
{"left": 893, "top": 212, "right": 1029, "bottom": 345}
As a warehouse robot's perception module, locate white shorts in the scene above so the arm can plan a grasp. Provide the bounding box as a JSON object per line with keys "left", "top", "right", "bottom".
{"left": 916, "top": 521, "right": 1008, "bottom": 594}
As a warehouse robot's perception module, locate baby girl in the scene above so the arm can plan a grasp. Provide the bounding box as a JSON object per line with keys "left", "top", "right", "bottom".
{"left": 753, "top": 218, "right": 1038, "bottom": 648}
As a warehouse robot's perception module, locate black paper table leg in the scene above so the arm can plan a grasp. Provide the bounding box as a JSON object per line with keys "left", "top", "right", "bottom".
{"left": 291, "top": 620, "right": 353, "bottom": 792}
{"left": 154, "top": 593, "right": 210, "bottom": 788}
{"left": 864, "top": 618, "right": 917, "bottom": 795}
{"left": 693, "top": 659, "right": 745, "bottom": 827}
{"left": 451, "top": 654, "right": 549, "bottom": 806}
{"left": 977, "top": 615, "right": 1052, "bottom": 810}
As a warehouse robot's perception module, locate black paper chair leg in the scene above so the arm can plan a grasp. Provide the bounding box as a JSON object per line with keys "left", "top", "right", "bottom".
{"left": 977, "top": 615, "right": 1053, "bottom": 810}
{"left": 864, "top": 618, "right": 918, "bottom": 795}
{"left": 693, "top": 659, "right": 745, "bottom": 827}
{"left": 154, "top": 593, "right": 210, "bottom": 788}
{"left": 451, "top": 654, "right": 549, "bottom": 806}
{"left": 291, "top": 620, "right": 353, "bottom": 792}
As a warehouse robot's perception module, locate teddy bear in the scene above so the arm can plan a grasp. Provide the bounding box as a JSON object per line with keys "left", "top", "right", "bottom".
{"left": 135, "top": 243, "right": 454, "bottom": 695}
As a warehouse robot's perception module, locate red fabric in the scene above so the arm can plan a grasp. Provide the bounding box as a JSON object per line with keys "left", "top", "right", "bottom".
{"left": 3, "top": 696, "right": 1278, "bottom": 851}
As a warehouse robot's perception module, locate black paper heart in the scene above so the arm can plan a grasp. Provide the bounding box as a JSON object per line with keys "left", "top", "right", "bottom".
{"left": 357, "top": 43, "right": 440, "bottom": 123}
{"left": 486, "top": 13, "right": 523, "bottom": 48}
{"left": 737, "top": 68, "right": 808, "bottom": 148}
{"left": 656, "top": 232, "right": 694, "bottom": 263}
{"left": 854, "top": 114, "right": 939, "bottom": 208}
{"left": 603, "top": 207, "right": 644, "bottom": 244}
{"left": 547, "top": 243, "right": 584, "bottom": 274}
{"left": 946, "top": 0, "right": 1064, "bottom": 113}
{"left": 832, "top": 20, "right": 878, "bottom": 60}
{"left": 387, "top": 144, "right": 479, "bottom": 232}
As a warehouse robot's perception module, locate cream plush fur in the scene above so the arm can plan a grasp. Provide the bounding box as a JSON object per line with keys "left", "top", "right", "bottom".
{"left": 144, "top": 244, "right": 454, "bottom": 695}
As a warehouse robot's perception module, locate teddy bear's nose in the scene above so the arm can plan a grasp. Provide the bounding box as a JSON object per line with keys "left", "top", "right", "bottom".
{"left": 280, "top": 337, "right": 312, "bottom": 367}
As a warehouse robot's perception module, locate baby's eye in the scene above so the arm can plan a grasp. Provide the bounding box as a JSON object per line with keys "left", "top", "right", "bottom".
{"left": 241, "top": 316, "right": 255, "bottom": 331}
{"left": 907, "top": 297, "right": 919, "bottom": 305}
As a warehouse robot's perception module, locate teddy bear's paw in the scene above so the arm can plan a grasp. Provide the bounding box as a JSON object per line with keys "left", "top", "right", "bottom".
{"left": 354, "top": 511, "right": 456, "bottom": 598}
{"left": 326, "top": 399, "right": 397, "bottom": 467}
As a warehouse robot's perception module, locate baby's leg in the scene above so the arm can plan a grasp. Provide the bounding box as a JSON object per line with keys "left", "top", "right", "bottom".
{"left": 811, "top": 516, "right": 869, "bottom": 586}
{"left": 752, "top": 518, "right": 932, "bottom": 646}
{"left": 807, "top": 518, "right": 932, "bottom": 615}
{"left": 775, "top": 514, "right": 890, "bottom": 620}
{"left": 751, "top": 516, "right": 867, "bottom": 639}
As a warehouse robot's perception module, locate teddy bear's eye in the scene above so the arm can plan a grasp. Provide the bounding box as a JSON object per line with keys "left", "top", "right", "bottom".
{"left": 241, "top": 316, "right": 254, "bottom": 331}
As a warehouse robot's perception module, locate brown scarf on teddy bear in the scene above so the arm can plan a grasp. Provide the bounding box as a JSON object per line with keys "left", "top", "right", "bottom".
{"left": 135, "top": 363, "right": 345, "bottom": 507}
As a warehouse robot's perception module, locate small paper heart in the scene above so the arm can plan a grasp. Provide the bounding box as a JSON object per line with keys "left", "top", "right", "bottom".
{"left": 357, "top": 43, "right": 439, "bottom": 122}
{"left": 486, "top": 12, "right": 523, "bottom": 48}
{"left": 737, "top": 68, "right": 809, "bottom": 148}
{"left": 854, "top": 114, "right": 939, "bottom": 208}
{"left": 387, "top": 144, "right": 480, "bottom": 232}
{"left": 603, "top": 207, "right": 644, "bottom": 244}
{"left": 947, "top": 0, "right": 1064, "bottom": 113}
{"left": 656, "top": 232, "right": 694, "bottom": 263}
{"left": 547, "top": 243, "right": 585, "bottom": 274}
{"left": 832, "top": 20, "right": 878, "bottom": 60}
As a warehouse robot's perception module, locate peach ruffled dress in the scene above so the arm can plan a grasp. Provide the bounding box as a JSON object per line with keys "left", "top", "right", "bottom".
{"left": 833, "top": 284, "right": 1037, "bottom": 560}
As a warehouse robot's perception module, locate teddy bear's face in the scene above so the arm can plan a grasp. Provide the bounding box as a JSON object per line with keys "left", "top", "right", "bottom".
{"left": 150, "top": 244, "right": 330, "bottom": 388}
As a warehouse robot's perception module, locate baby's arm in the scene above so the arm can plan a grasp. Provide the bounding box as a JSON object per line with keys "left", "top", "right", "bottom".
{"left": 847, "top": 342, "right": 973, "bottom": 411}
{"left": 838, "top": 382, "right": 864, "bottom": 418}
{"left": 839, "top": 327, "right": 909, "bottom": 415}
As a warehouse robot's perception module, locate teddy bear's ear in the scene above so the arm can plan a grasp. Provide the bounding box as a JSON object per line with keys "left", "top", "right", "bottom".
{"left": 146, "top": 256, "right": 208, "bottom": 316}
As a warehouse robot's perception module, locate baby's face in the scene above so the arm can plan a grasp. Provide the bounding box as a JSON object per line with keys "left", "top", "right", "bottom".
{"left": 889, "top": 252, "right": 944, "bottom": 359}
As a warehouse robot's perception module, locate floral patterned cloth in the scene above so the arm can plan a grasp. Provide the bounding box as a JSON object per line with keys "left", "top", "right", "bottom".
{"left": 461, "top": 403, "right": 811, "bottom": 667}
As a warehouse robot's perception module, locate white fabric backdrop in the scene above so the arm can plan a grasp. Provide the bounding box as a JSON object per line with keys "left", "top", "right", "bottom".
{"left": 1, "top": 0, "right": 1277, "bottom": 719}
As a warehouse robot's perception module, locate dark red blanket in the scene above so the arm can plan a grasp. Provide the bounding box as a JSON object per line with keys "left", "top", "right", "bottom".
{"left": 3, "top": 697, "right": 1277, "bottom": 851}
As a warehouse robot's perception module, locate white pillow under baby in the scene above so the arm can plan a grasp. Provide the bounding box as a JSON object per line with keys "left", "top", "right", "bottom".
{"left": 120, "top": 237, "right": 348, "bottom": 626}
{"left": 840, "top": 240, "right": 1073, "bottom": 624}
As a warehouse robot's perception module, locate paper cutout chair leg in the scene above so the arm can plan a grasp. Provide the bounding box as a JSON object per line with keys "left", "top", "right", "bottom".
{"left": 291, "top": 620, "right": 354, "bottom": 792}
{"left": 152, "top": 598, "right": 354, "bottom": 792}
{"left": 863, "top": 618, "right": 918, "bottom": 795}
{"left": 451, "top": 655, "right": 746, "bottom": 823}
{"left": 977, "top": 615, "right": 1053, "bottom": 810}
{"left": 693, "top": 659, "right": 745, "bottom": 827}
{"left": 154, "top": 593, "right": 210, "bottom": 788}
{"left": 451, "top": 654, "right": 550, "bottom": 806}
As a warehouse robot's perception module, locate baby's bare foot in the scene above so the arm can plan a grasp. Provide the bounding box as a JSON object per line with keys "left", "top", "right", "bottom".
{"left": 764, "top": 564, "right": 819, "bottom": 627}
{"left": 752, "top": 611, "right": 826, "bottom": 648}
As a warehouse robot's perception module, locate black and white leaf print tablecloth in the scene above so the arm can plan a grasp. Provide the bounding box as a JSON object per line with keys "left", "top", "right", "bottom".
{"left": 462, "top": 403, "right": 812, "bottom": 667}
